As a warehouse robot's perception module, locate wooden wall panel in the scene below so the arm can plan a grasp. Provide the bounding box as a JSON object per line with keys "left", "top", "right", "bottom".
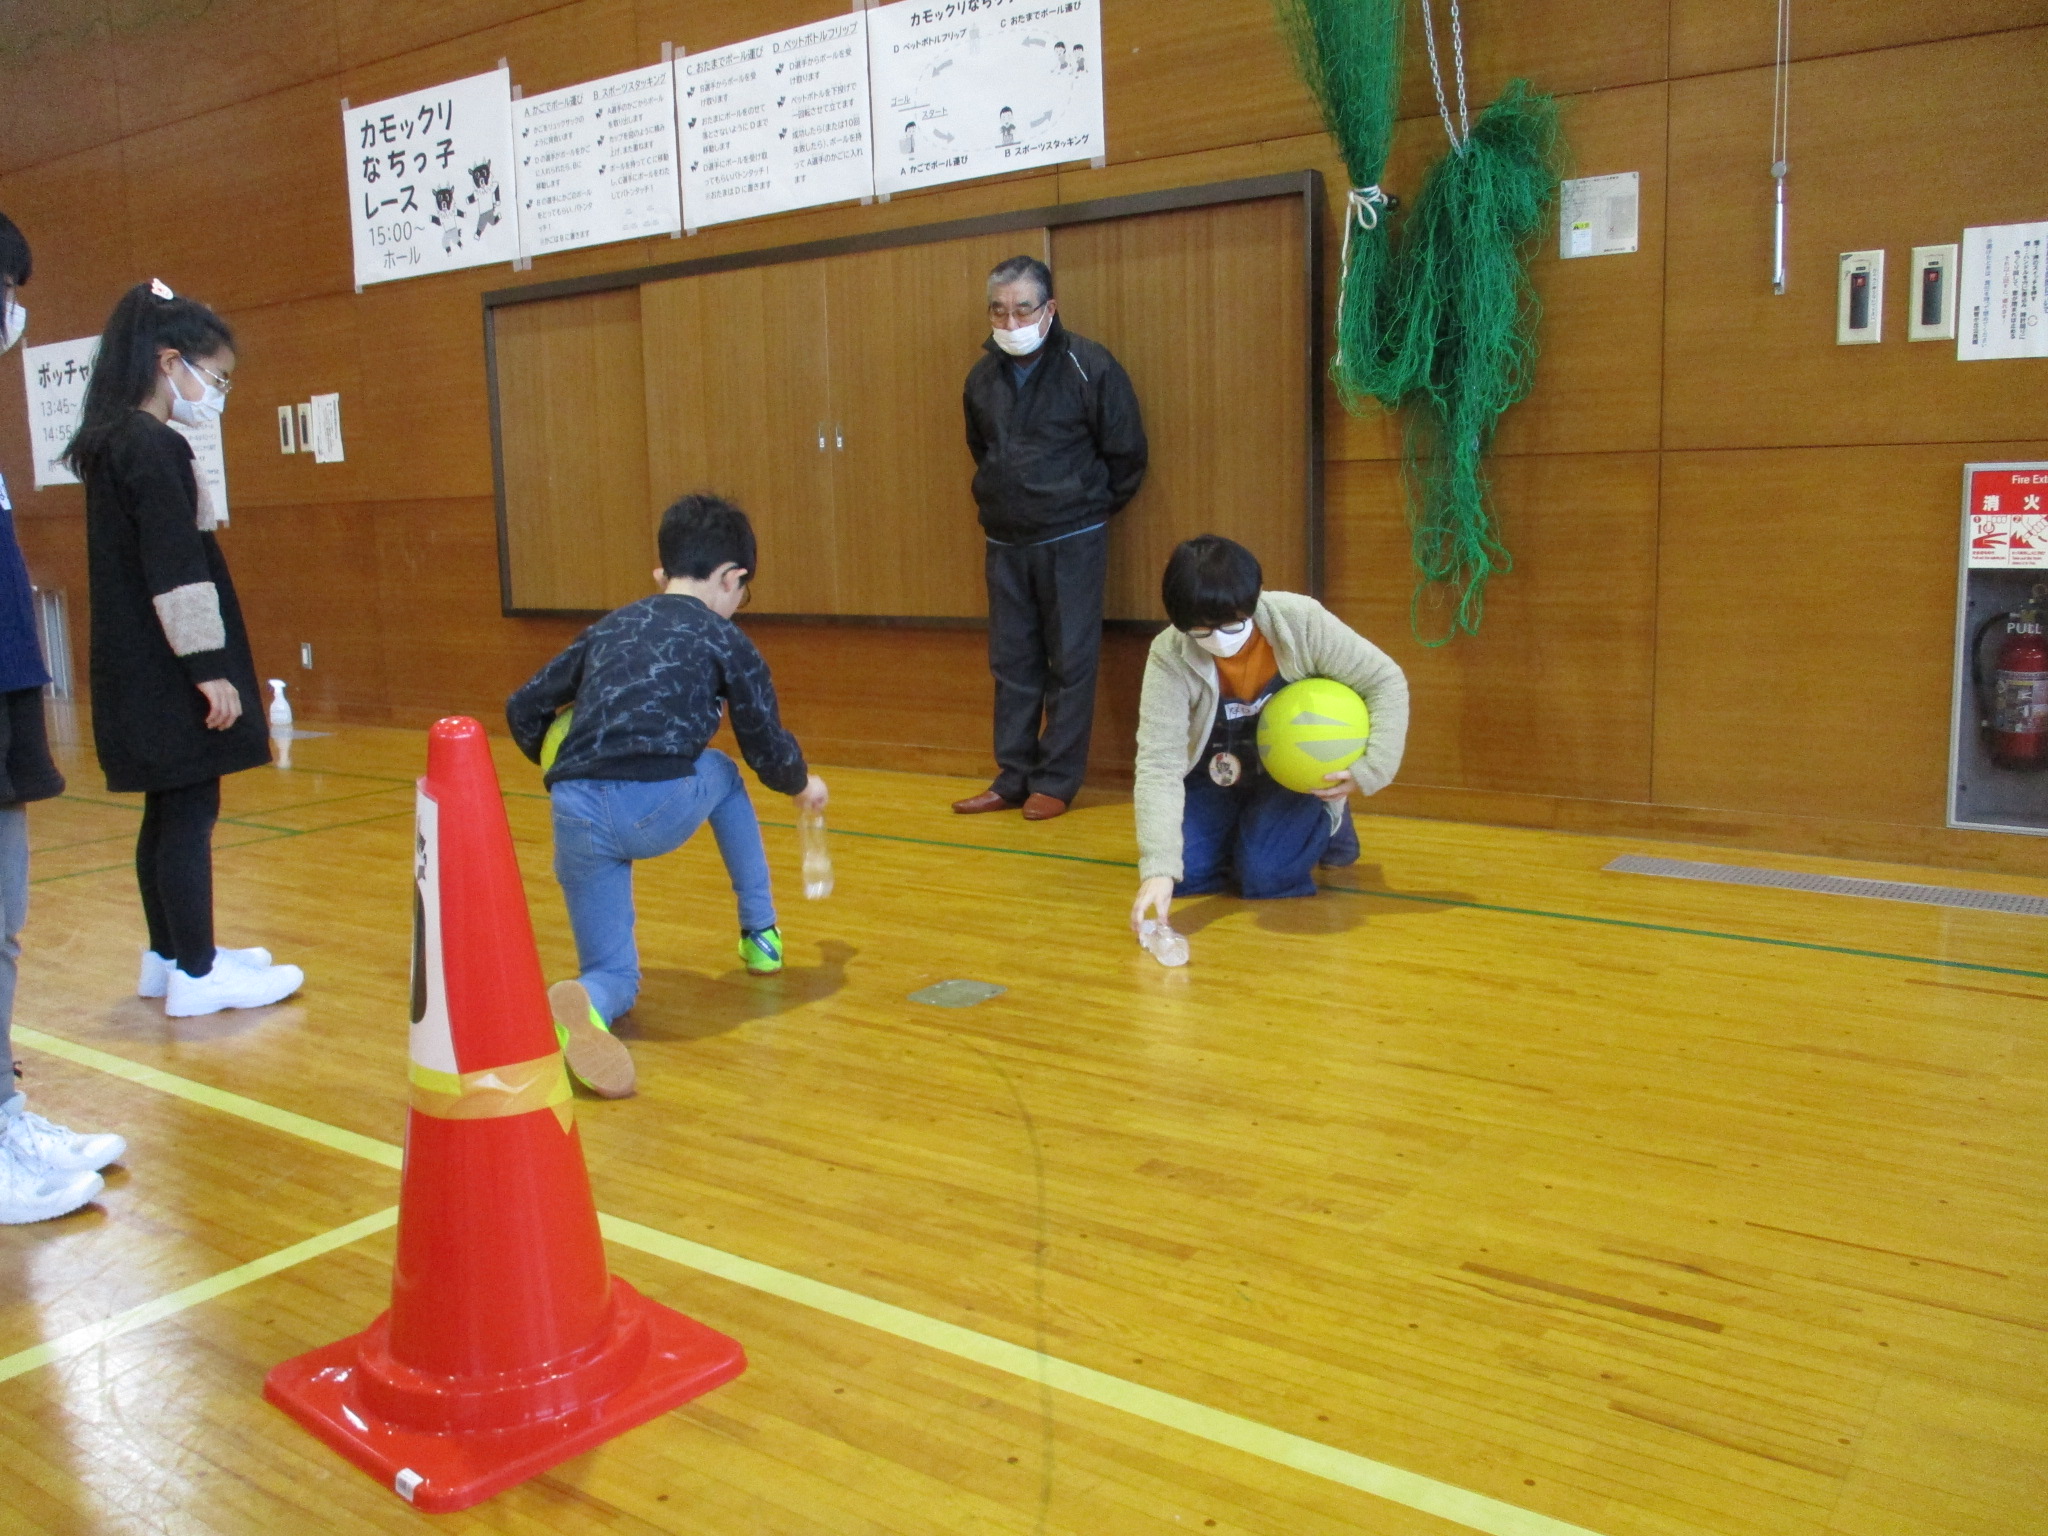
{"left": 334, "top": 0, "right": 611, "bottom": 76}
{"left": 1101, "top": 0, "right": 1321, "bottom": 165}
{"left": 0, "top": 3, "right": 120, "bottom": 175}
{"left": 121, "top": 77, "right": 358, "bottom": 314}
{"left": 825, "top": 232, "right": 1046, "bottom": 619}
{"left": 0, "top": 142, "right": 136, "bottom": 342}
{"left": 219, "top": 504, "right": 391, "bottom": 719}
{"left": 349, "top": 267, "right": 501, "bottom": 504}
{"left": 496, "top": 288, "right": 650, "bottom": 611}
{"left": 108, "top": 0, "right": 341, "bottom": 140}
{"left": 1670, "top": 0, "right": 2048, "bottom": 76}
{"left": 641, "top": 262, "right": 838, "bottom": 614}
{"left": 1326, "top": 452, "right": 1660, "bottom": 803}
{"left": 1054, "top": 197, "right": 1310, "bottom": 620}
{"left": 223, "top": 295, "right": 365, "bottom": 509}
{"left": 1654, "top": 442, "right": 2048, "bottom": 823}
{"left": 1392, "top": 0, "right": 1669, "bottom": 119}
{"left": 1663, "top": 30, "right": 2048, "bottom": 451}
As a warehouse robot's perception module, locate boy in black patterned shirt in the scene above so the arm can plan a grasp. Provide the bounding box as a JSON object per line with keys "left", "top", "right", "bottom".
{"left": 508, "top": 494, "right": 827, "bottom": 1098}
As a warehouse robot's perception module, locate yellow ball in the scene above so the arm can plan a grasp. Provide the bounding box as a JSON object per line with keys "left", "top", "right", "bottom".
{"left": 1256, "top": 677, "right": 1370, "bottom": 794}
{"left": 540, "top": 708, "right": 573, "bottom": 773}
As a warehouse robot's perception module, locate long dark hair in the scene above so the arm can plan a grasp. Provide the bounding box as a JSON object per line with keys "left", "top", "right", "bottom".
{"left": 64, "top": 282, "right": 234, "bottom": 479}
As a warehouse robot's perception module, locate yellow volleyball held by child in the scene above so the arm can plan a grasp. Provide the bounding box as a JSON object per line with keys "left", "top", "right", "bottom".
{"left": 1256, "top": 677, "right": 1371, "bottom": 793}
{"left": 540, "top": 707, "right": 573, "bottom": 773}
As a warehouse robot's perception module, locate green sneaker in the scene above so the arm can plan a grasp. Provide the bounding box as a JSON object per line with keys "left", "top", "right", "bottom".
{"left": 547, "top": 979, "right": 635, "bottom": 1099}
{"left": 738, "top": 926, "right": 784, "bottom": 975}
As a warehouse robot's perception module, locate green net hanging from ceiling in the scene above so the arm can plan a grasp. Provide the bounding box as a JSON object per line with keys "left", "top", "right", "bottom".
{"left": 1276, "top": 0, "right": 1561, "bottom": 644}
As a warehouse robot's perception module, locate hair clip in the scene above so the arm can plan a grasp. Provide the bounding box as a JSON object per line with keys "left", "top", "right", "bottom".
{"left": 149, "top": 277, "right": 175, "bottom": 300}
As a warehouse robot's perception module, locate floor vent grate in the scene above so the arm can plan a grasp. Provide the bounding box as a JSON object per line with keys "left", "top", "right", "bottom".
{"left": 1603, "top": 855, "right": 2048, "bottom": 917}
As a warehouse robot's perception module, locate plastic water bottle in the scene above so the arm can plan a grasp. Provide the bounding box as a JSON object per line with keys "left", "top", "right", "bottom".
{"left": 267, "top": 679, "right": 293, "bottom": 730}
{"left": 798, "top": 808, "right": 834, "bottom": 900}
{"left": 1138, "top": 919, "right": 1189, "bottom": 968}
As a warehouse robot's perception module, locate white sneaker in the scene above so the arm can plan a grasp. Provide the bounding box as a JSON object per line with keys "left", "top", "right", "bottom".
{"left": 137, "top": 945, "right": 274, "bottom": 999}
{"left": 0, "top": 1091, "right": 125, "bottom": 1173}
{"left": 164, "top": 961, "right": 304, "bottom": 1018}
{"left": 0, "top": 1142, "right": 102, "bottom": 1224}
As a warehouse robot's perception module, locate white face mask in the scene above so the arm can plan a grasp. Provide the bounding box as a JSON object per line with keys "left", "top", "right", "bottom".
{"left": 169, "top": 356, "right": 227, "bottom": 428}
{"left": 0, "top": 300, "right": 23, "bottom": 354}
{"left": 990, "top": 310, "right": 1048, "bottom": 357}
{"left": 1192, "top": 620, "right": 1254, "bottom": 658}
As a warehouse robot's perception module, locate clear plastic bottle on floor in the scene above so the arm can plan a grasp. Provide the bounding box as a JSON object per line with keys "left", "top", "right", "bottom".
{"left": 1137, "top": 919, "right": 1189, "bottom": 968}
{"left": 798, "top": 808, "right": 834, "bottom": 900}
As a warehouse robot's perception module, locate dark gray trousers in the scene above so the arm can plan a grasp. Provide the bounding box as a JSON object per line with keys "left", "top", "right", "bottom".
{"left": 984, "top": 525, "right": 1108, "bottom": 804}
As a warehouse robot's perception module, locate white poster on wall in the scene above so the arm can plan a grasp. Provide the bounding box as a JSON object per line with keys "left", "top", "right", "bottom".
{"left": 867, "top": 0, "right": 1102, "bottom": 197}
{"left": 677, "top": 13, "right": 874, "bottom": 231}
{"left": 1558, "top": 172, "right": 1639, "bottom": 259}
{"left": 344, "top": 69, "right": 520, "bottom": 287}
{"left": 21, "top": 334, "right": 96, "bottom": 489}
{"left": 515, "top": 62, "right": 682, "bottom": 257}
{"left": 1958, "top": 220, "right": 2048, "bottom": 361}
{"left": 19, "top": 335, "right": 230, "bottom": 520}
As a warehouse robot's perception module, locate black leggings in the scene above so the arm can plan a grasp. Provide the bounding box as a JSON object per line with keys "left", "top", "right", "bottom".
{"left": 137, "top": 778, "right": 219, "bottom": 977}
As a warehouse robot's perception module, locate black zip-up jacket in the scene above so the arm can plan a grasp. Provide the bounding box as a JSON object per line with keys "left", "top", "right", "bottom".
{"left": 506, "top": 592, "right": 808, "bottom": 795}
{"left": 963, "top": 317, "right": 1148, "bottom": 545}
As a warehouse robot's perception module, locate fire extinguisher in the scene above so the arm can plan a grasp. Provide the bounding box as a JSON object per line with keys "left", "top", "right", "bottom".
{"left": 1975, "top": 585, "right": 2048, "bottom": 771}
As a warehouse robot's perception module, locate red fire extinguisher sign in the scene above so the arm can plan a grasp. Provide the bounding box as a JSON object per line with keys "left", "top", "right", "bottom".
{"left": 1968, "top": 467, "right": 2048, "bottom": 569}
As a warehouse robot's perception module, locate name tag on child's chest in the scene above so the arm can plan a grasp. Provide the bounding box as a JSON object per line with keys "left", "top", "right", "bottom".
{"left": 1222, "top": 697, "right": 1268, "bottom": 721}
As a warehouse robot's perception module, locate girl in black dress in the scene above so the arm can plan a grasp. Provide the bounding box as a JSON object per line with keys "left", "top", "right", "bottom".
{"left": 66, "top": 281, "right": 302, "bottom": 1019}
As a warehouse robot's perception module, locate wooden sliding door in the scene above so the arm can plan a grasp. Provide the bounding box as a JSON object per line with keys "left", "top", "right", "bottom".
{"left": 824, "top": 230, "right": 1048, "bottom": 618}
{"left": 494, "top": 288, "right": 651, "bottom": 612}
{"left": 641, "top": 262, "right": 839, "bottom": 615}
{"left": 1052, "top": 195, "right": 1311, "bottom": 619}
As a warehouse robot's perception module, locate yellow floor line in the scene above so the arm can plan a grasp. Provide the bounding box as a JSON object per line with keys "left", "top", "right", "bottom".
{"left": 17, "top": 1031, "right": 1605, "bottom": 1536}
{"left": 13, "top": 1028, "right": 403, "bottom": 1169}
{"left": 0, "top": 1207, "right": 398, "bottom": 1386}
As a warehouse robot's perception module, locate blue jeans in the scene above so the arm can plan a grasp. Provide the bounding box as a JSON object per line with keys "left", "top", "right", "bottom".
{"left": 1178, "top": 768, "right": 1334, "bottom": 900}
{"left": 550, "top": 751, "right": 776, "bottom": 1021}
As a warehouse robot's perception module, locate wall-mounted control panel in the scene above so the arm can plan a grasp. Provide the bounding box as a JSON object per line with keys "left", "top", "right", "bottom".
{"left": 1837, "top": 249, "right": 1885, "bottom": 344}
{"left": 1909, "top": 243, "right": 1959, "bottom": 342}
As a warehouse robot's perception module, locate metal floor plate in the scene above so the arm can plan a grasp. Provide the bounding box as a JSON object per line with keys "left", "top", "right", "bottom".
{"left": 1603, "top": 854, "right": 2048, "bottom": 917}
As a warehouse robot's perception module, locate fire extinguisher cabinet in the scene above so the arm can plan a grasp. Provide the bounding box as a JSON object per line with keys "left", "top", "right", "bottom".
{"left": 1950, "top": 461, "right": 2048, "bottom": 835}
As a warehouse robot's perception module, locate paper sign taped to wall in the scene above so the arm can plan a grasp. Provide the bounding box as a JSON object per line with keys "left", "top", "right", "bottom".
{"left": 1958, "top": 221, "right": 2048, "bottom": 361}
{"left": 21, "top": 334, "right": 96, "bottom": 488}
{"left": 516, "top": 62, "right": 682, "bottom": 256}
{"left": 1558, "top": 172, "right": 1639, "bottom": 259}
{"left": 867, "top": 0, "right": 1104, "bottom": 197}
{"left": 308, "top": 393, "right": 345, "bottom": 464}
{"left": 1968, "top": 467, "right": 2048, "bottom": 569}
{"left": 344, "top": 69, "right": 521, "bottom": 286}
{"left": 677, "top": 13, "right": 875, "bottom": 230}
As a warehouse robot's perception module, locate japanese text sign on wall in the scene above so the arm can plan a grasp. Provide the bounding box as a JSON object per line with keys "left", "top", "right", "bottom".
{"left": 678, "top": 14, "right": 876, "bottom": 231}
{"left": 516, "top": 62, "right": 682, "bottom": 257}
{"left": 1958, "top": 221, "right": 2048, "bottom": 362}
{"left": 1968, "top": 467, "right": 2048, "bottom": 570}
{"left": 867, "top": 0, "right": 1104, "bottom": 198}
{"left": 344, "top": 70, "right": 521, "bottom": 287}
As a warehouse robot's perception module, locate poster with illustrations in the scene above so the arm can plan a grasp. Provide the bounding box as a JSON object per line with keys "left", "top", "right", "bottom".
{"left": 19, "top": 335, "right": 229, "bottom": 520}
{"left": 515, "top": 62, "right": 682, "bottom": 257}
{"left": 677, "top": 13, "right": 875, "bottom": 230}
{"left": 343, "top": 69, "right": 520, "bottom": 287}
{"left": 867, "top": 0, "right": 1103, "bottom": 197}
{"left": 1967, "top": 467, "right": 2048, "bottom": 569}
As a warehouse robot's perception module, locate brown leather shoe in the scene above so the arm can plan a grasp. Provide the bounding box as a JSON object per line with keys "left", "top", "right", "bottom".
{"left": 1020, "top": 793, "right": 1068, "bottom": 821}
{"left": 952, "top": 789, "right": 1022, "bottom": 814}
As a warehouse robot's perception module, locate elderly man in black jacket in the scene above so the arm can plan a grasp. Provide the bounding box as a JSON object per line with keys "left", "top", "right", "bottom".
{"left": 955, "top": 255, "right": 1147, "bottom": 821}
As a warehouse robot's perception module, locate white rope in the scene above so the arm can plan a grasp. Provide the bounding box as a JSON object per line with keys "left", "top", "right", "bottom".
{"left": 1420, "top": 0, "right": 1469, "bottom": 153}
{"left": 1336, "top": 186, "right": 1392, "bottom": 341}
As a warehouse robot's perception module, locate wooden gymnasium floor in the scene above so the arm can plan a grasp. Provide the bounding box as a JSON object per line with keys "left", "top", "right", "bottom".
{"left": 0, "top": 712, "right": 2043, "bottom": 1536}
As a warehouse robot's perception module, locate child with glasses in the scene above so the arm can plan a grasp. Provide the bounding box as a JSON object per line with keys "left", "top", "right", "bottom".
{"left": 508, "top": 494, "right": 826, "bottom": 1098}
{"left": 1130, "top": 536, "right": 1409, "bottom": 933}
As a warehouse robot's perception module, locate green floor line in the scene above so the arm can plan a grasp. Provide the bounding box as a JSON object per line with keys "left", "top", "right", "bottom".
{"left": 32, "top": 808, "right": 416, "bottom": 885}
{"left": 756, "top": 820, "right": 2048, "bottom": 984}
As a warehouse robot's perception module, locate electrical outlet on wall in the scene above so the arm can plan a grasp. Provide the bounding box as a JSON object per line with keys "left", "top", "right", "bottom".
{"left": 1837, "top": 250, "right": 1885, "bottom": 344}
{"left": 276, "top": 405, "right": 297, "bottom": 453}
{"left": 300, "top": 643, "right": 314, "bottom": 670}
{"left": 1909, "top": 244, "right": 1959, "bottom": 341}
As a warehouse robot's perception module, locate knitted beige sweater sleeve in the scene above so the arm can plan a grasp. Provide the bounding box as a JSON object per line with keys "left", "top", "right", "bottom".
{"left": 1132, "top": 592, "right": 1409, "bottom": 883}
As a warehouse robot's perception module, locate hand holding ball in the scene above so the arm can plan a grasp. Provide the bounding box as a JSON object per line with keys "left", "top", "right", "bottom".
{"left": 1256, "top": 677, "right": 1370, "bottom": 794}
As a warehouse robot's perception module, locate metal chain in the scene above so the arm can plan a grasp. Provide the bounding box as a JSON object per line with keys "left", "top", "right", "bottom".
{"left": 1420, "top": 0, "right": 1469, "bottom": 153}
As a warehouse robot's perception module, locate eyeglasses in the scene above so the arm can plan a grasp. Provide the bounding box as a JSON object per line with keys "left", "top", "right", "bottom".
{"left": 181, "top": 356, "right": 234, "bottom": 395}
{"left": 987, "top": 299, "right": 1047, "bottom": 326}
{"left": 1184, "top": 619, "right": 1250, "bottom": 640}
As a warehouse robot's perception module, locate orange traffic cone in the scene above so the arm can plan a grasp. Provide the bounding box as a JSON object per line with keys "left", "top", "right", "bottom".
{"left": 264, "top": 717, "right": 744, "bottom": 1512}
